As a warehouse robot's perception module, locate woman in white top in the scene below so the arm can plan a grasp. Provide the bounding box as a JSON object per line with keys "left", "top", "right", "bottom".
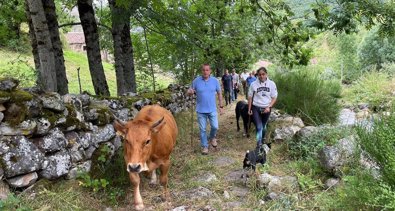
{"left": 247, "top": 67, "right": 278, "bottom": 148}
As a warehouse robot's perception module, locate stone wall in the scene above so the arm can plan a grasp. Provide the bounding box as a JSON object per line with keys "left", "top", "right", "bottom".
{"left": 0, "top": 78, "right": 193, "bottom": 189}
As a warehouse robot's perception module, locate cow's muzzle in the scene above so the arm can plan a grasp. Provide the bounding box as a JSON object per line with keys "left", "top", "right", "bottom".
{"left": 127, "top": 164, "right": 141, "bottom": 173}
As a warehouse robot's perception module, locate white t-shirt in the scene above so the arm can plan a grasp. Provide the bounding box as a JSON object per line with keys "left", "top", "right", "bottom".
{"left": 232, "top": 73, "right": 239, "bottom": 86}
{"left": 248, "top": 78, "right": 278, "bottom": 108}
{"left": 240, "top": 72, "right": 248, "bottom": 81}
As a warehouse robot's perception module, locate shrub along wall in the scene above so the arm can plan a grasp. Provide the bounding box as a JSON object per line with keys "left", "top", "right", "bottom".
{"left": 0, "top": 78, "right": 193, "bottom": 189}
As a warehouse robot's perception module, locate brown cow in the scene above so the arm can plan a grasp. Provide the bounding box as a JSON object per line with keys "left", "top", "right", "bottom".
{"left": 113, "top": 105, "right": 178, "bottom": 210}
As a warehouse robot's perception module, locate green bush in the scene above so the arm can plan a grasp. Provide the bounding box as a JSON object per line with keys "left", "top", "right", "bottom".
{"left": 0, "top": 57, "right": 36, "bottom": 88}
{"left": 289, "top": 126, "right": 353, "bottom": 160}
{"left": 357, "top": 109, "right": 395, "bottom": 187}
{"left": 343, "top": 71, "right": 394, "bottom": 110}
{"left": 337, "top": 33, "right": 361, "bottom": 83}
{"left": 358, "top": 27, "right": 395, "bottom": 70}
{"left": 318, "top": 171, "right": 395, "bottom": 210}
{"left": 272, "top": 70, "right": 342, "bottom": 125}
{"left": 86, "top": 148, "right": 129, "bottom": 206}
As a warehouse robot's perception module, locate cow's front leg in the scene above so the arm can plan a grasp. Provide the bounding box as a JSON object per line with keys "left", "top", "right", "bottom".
{"left": 159, "top": 159, "right": 171, "bottom": 201}
{"left": 129, "top": 172, "right": 144, "bottom": 210}
{"left": 147, "top": 161, "right": 159, "bottom": 186}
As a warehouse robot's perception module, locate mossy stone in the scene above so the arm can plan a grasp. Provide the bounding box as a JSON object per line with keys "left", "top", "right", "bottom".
{"left": 89, "top": 144, "right": 113, "bottom": 179}
{"left": 0, "top": 77, "right": 19, "bottom": 91}
{"left": 3, "top": 103, "right": 28, "bottom": 126}
{"left": 87, "top": 103, "right": 113, "bottom": 126}
{"left": 0, "top": 90, "right": 33, "bottom": 103}
{"left": 64, "top": 104, "right": 85, "bottom": 130}
{"left": 42, "top": 109, "right": 62, "bottom": 126}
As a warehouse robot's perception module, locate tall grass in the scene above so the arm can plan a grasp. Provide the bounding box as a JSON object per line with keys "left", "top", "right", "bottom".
{"left": 343, "top": 71, "right": 395, "bottom": 110}
{"left": 272, "top": 70, "right": 342, "bottom": 125}
{"left": 316, "top": 169, "right": 395, "bottom": 210}
{"left": 357, "top": 108, "right": 395, "bottom": 187}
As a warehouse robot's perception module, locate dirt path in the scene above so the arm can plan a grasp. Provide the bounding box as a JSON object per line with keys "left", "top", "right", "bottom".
{"left": 116, "top": 94, "right": 264, "bottom": 211}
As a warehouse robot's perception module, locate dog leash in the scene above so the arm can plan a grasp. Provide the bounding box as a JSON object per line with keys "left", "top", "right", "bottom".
{"left": 247, "top": 91, "right": 255, "bottom": 136}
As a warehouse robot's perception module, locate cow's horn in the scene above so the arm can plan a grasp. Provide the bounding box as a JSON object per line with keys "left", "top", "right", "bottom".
{"left": 151, "top": 117, "right": 164, "bottom": 128}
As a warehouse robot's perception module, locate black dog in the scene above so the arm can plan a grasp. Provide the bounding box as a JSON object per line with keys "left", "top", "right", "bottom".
{"left": 243, "top": 143, "right": 271, "bottom": 171}
{"left": 235, "top": 100, "right": 254, "bottom": 138}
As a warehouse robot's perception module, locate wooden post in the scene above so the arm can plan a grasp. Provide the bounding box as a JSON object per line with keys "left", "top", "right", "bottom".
{"left": 190, "top": 69, "right": 195, "bottom": 149}
{"left": 77, "top": 67, "right": 82, "bottom": 94}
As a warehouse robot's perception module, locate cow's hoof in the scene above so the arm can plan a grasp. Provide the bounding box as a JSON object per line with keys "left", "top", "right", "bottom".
{"left": 149, "top": 182, "right": 158, "bottom": 188}
{"left": 161, "top": 193, "right": 171, "bottom": 201}
{"left": 135, "top": 204, "right": 145, "bottom": 210}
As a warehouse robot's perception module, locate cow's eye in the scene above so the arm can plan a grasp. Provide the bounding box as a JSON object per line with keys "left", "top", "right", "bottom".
{"left": 145, "top": 139, "right": 151, "bottom": 145}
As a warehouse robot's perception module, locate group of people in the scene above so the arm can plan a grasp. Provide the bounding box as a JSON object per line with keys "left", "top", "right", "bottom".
{"left": 187, "top": 64, "right": 277, "bottom": 155}
{"left": 221, "top": 69, "right": 259, "bottom": 106}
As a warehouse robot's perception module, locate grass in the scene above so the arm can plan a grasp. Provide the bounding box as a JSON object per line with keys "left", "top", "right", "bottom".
{"left": 5, "top": 179, "right": 105, "bottom": 211}
{"left": 63, "top": 50, "right": 117, "bottom": 95}
{"left": 342, "top": 71, "right": 395, "bottom": 110}
{"left": 0, "top": 49, "right": 174, "bottom": 96}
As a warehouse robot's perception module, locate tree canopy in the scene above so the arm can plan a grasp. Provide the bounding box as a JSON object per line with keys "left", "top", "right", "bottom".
{"left": 2, "top": 0, "right": 395, "bottom": 93}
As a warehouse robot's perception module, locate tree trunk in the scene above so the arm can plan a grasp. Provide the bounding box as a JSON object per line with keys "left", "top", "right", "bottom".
{"left": 143, "top": 27, "right": 156, "bottom": 92}
{"left": 77, "top": 0, "right": 110, "bottom": 96}
{"left": 109, "top": 0, "right": 126, "bottom": 96}
{"left": 26, "top": 0, "right": 57, "bottom": 92}
{"left": 109, "top": 0, "right": 136, "bottom": 95}
{"left": 121, "top": 21, "right": 136, "bottom": 93}
{"left": 24, "top": 0, "right": 40, "bottom": 83}
{"left": 42, "top": 0, "right": 68, "bottom": 94}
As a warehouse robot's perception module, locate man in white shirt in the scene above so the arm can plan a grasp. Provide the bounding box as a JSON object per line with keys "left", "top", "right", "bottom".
{"left": 232, "top": 69, "right": 240, "bottom": 101}
{"left": 240, "top": 70, "right": 249, "bottom": 96}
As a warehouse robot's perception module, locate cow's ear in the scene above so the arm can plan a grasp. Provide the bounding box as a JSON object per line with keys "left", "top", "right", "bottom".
{"left": 151, "top": 117, "right": 166, "bottom": 133}
{"left": 113, "top": 120, "right": 127, "bottom": 137}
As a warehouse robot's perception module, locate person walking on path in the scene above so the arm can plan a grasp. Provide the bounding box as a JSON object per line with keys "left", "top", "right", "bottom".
{"left": 188, "top": 64, "right": 224, "bottom": 155}
{"left": 232, "top": 69, "right": 240, "bottom": 101}
{"left": 240, "top": 70, "right": 249, "bottom": 96}
{"left": 248, "top": 67, "right": 277, "bottom": 148}
{"left": 221, "top": 69, "right": 233, "bottom": 106}
{"left": 246, "top": 72, "right": 256, "bottom": 99}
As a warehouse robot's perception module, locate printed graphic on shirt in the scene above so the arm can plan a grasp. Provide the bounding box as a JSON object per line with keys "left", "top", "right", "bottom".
{"left": 257, "top": 87, "right": 270, "bottom": 92}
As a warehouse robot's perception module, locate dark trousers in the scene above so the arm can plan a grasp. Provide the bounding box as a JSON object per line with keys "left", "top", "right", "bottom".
{"left": 252, "top": 105, "right": 271, "bottom": 146}
{"left": 242, "top": 81, "right": 247, "bottom": 96}
{"left": 233, "top": 88, "right": 238, "bottom": 100}
{"left": 224, "top": 89, "right": 231, "bottom": 105}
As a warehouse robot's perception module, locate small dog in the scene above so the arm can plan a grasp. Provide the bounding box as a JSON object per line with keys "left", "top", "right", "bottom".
{"left": 242, "top": 143, "right": 271, "bottom": 171}
{"left": 235, "top": 101, "right": 254, "bottom": 137}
